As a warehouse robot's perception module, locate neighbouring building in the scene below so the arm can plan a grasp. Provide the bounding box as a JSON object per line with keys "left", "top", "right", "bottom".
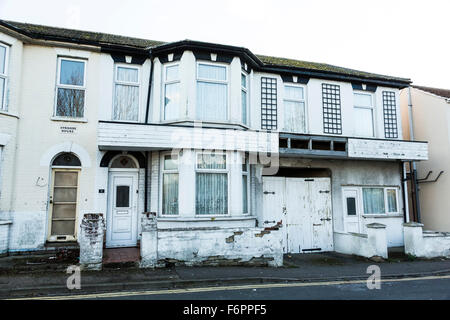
{"left": 0, "top": 20, "right": 428, "bottom": 264}
{"left": 400, "top": 86, "right": 450, "bottom": 232}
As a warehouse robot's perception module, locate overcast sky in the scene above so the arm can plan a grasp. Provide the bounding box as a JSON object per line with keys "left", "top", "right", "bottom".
{"left": 1, "top": 0, "right": 449, "bottom": 88}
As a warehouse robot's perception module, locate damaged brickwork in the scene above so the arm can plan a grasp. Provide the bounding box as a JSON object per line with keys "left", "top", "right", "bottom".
{"left": 79, "top": 213, "right": 105, "bottom": 270}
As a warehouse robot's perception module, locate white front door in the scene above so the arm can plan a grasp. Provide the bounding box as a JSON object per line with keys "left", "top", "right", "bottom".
{"left": 106, "top": 171, "right": 138, "bottom": 247}
{"left": 263, "top": 176, "right": 333, "bottom": 253}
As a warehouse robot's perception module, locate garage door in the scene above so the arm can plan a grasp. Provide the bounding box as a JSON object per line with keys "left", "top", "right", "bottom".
{"left": 262, "top": 177, "right": 333, "bottom": 253}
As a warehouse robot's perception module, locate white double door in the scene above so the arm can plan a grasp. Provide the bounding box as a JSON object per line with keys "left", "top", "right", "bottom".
{"left": 263, "top": 177, "right": 333, "bottom": 253}
{"left": 106, "top": 171, "right": 138, "bottom": 248}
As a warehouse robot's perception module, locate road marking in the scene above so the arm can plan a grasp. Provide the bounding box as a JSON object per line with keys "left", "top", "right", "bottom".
{"left": 9, "top": 274, "right": 450, "bottom": 300}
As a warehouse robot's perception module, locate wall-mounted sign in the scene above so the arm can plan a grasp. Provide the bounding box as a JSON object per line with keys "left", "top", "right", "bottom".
{"left": 60, "top": 126, "right": 77, "bottom": 134}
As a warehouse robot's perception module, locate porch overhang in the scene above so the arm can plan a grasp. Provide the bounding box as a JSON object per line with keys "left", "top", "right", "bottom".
{"left": 278, "top": 133, "right": 428, "bottom": 161}
{"left": 98, "top": 121, "right": 279, "bottom": 153}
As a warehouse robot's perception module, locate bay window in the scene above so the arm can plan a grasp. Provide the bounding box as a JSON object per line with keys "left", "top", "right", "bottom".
{"left": 0, "top": 43, "right": 8, "bottom": 111}
{"left": 161, "top": 154, "right": 179, "bottom": 215}
{"left": 196, "top": 152, "right": 228, "bottom": 215}
{"left": 196, "top": 63, "right": 228, "bottom": 122}
{"left": 113, "top": 65, "right": 140, "bottom": 121}
{"left": 55, "top": 58, "right": 86, "bottom": 118}
{"left": 354, "top": 92, "right": 374, "bottom": 137}
{"left": 241, "top": 73, "right": 248, "bottom": 125}
{"left": 362, "top": 187, "right": 398, "bottom": 214}
{"left": 163, "top": 64, "right": 180, "bottom": 120}
{"left": 283, "top": 84, "right": 306, "bottom": 133}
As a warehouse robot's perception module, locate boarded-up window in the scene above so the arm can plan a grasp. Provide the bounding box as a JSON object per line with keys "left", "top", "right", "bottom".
{"left": 383, "top": 91, "right": 398, "bottom": 138}
{"left": 261, "top": 77, "right": 277, "bottom": 130}
{"left": 322, "top": 83, "right": 342, "bottom": 134}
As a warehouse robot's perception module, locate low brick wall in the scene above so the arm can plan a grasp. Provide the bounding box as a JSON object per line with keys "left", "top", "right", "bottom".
{"left": 404, "top": 222, "right": 450, "bottom": 258}
{"left": 334, "top": 223, "right": 388, "bottom": 259}
{"left": 140, "top": 214, "right": 283, "bottom": 267}
{"left": 0, "top": 220, "right": 12, "bottom": 256}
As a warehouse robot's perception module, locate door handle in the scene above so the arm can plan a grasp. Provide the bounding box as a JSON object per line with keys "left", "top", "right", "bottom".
{"left": 320, "top": 218, "right": 331, "bottom": 221}
{"left": 264, "top": 191, "right": 275, "bottom": 195}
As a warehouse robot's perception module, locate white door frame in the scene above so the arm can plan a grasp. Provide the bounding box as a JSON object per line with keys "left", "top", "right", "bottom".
{"left": 106, "top": 168, "right": 139, "bottom": 248}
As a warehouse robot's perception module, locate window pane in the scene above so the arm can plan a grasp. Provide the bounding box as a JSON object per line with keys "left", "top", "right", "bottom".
{"left": 284, "top": 101, "right": 305, "bottom": 133}
{"left": 114, "top": 84, "right": 139, "bottom": 121}
{"left": 110, "top": 156, "right": 137, "bottom": 168}
{"left": 51, "top": 220, "right": 75, "bottom": 236}
{"left": 117, "top": 66, "right": 138, "bottom": 83}
{"left": 197, "top": 153, "right": 226, "bottom": 169}
{"left": 52, "top": 204, "right": 76, "bottom": 219}
{"left": 241, "top": 89, "right": 247, "bottom": 124}
{"left": 0, "top": 45, "right": 6, "bottom": 74}
{"left": 54, "top": 171, "right": 78, "bottom": 186}
{"left": 0, "top": 78, "right": 5, "bottom": 110}
{"left": 387, "top": 189, "right": 397, "bottom": 212}
{"left": 164, "top": 82, "right": 180, "bottom": 120}
{"left": 163, "top": 173, "right": 178, "bottom": 215}
{"left": 198, "top": 64, "right": 226, "bottom": 81}
{"left": 196, "top": 173, "right": 228, "bottom": 215}
{"left": 166, "top": 65, "right": 179, "bottom": 81}
{"left": 54, "top": 187, "right": 77, "bottom": 202}
{"left": 56, "top": 88, "right": 85, "bottom": 117}
{"left": 242, "top": 175, "right": 248, "bottom": 213}
{"left": 196, "top": 81, "right": 227, "bottom": 121}
{"left": 363, "top": 188, "right": 385, "bottom": 214}
{"left": 285, "top": 86, "right": 304, "bottom": 100}
{"left": 164, "top": 155, "right": 178, "bottom": 170}
{"left": 241, "top": 73, "right": 247, "bottom": 88}
{"left": 354, "top": 93, "right": 372, "bottom": 107}
{"left": 354, "top": 107, "right": 373, "bottom": 137}
{"left": 346, "top": 197, "right": 356, "bottom": 215}
{"left": 116, "top": 186, "right": 130, "bottom": 207}
{"left": 60, "top": 60, "right": 84, "bottom": 86}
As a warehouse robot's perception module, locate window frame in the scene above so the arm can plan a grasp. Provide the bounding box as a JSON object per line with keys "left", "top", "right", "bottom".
{"left": 195, "top": 61, "right": 229, "bottom": 122}
{"left": 241, "top": 72, "right": 249, "bottom": 125}
{"left": 242, "top": 154, "right": 250, "bottom": 215}
{"left": 195, "top": 151, "right": 230, "bottom": 216}
{"left": 54, "top": 57, "right": 87, "bottom": 118}
{"left": 162, "top": 62, "right": 181, "bottom": 121}
{"left": 112, "top": 63, "right": 141, "bottom": 122}
{"left": 353, "top": 91, "right": 375, "bottom": 137}
{"left": 361, "top": 186, "right": 399, "bottom": 215}
{"left": 283, "top": 83, "right": 308, "bottom": 133}
{"left": 159, "top": 152, "right": 179, "bottom": 216}
{"left": 0, "top": 43, "right": 9, "bottom": 112}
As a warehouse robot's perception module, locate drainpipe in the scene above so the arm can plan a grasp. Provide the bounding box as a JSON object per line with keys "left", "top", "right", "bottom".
{"left": 144, "top": 53, "right": 154, "bottom": 212}
{"left": 402, "top": 162, "right": 410, "bottom": 223}
{"left": 408, "top": 86, "right": 421, "bottom": 222}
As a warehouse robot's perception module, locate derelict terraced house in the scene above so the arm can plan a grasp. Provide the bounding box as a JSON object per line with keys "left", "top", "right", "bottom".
{"left": 0, "top": 20, "right": 428, "bottom": 264}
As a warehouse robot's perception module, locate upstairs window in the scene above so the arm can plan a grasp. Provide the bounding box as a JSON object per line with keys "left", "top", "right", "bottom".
{"left": 261, "top": 77, "right": 277, "bottom": 130}
{"left": 163, "top": 64, "right": 180, "bottom": 120}
{"left": 322, "top": 83, "right": 341, "bottom": 134}
{"left": 242, "top": 155, "right": 249, "bottom": 214}
{"left": 283, "top": 85, "right": 306, "bottom": 133}
{"left": 241, "top": 73, "right": 249, "bottom": 125}
{"left": 113, "top": 65, "right": 140, "bottom": 121}
{"left": 353, "top": 92, "right": 374, "bottom": 137}
{"left": 383, "top": 91, "right": 398, "bottom": 138}
{"left": 55, "top": 58, "right": 86, "bottom": 118}
{"left": 196, "top": 63, "right": 228, "bottom": 122}
{"left": 0, "top": 43, "right": 9, "bottom": 112}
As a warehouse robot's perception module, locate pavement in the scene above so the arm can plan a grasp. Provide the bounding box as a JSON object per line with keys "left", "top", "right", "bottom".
{"left": 0, "top": 249, "right": 449, "bottom": 299}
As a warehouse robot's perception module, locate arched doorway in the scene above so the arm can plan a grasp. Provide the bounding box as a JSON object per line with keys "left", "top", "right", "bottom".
{"left": 106, "top": 154, "right": 140, "bottom": 247}
{"left": 48, "top": 153, "right": 81, "bottom": 242}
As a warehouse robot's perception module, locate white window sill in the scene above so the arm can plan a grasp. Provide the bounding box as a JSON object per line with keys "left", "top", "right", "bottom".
{"left": 157, "top": 215, "right": 255, "bottom": 222}
{"left": 0, "top": 110, "right": 19, "bottom": 119}
{"left": 51, "top": 116, "right": 88, "bottom": 123}
{"left": 362, "top": 214, "right": 403, "bottom": 218}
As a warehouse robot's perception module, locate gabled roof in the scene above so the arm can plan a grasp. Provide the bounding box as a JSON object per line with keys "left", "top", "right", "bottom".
{"left": 413, "top": 85, "right": 450, "bottom": 99}
{"left": 0, "top": 19, "right": 411, "bottom": 87}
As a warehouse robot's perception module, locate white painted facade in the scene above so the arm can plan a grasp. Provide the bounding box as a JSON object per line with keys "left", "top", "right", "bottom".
{"left": 0, "top": 22, "right": 429, "bottom": 263}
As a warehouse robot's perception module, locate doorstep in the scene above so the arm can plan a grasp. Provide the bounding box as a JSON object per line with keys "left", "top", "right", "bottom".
{"left": 103, "top": 247, "right": 140, "bottom": 265}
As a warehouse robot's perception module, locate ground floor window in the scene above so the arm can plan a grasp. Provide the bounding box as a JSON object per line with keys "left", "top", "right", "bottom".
{"left": 195, "top": 152, "right": 228, "bottom": 215}
{"left": 162, "top": 154, "right": 179, "bottom": 215}
{"left": 360, "top": 187, "right": 399, "bottom": 215}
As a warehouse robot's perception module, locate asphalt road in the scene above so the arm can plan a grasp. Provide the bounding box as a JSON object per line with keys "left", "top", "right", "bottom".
{"left": 20, "top": 274, "right": 450, "bottom": 300}
{"left": 103, "top": 277, "right": 450, "bottom": 300}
